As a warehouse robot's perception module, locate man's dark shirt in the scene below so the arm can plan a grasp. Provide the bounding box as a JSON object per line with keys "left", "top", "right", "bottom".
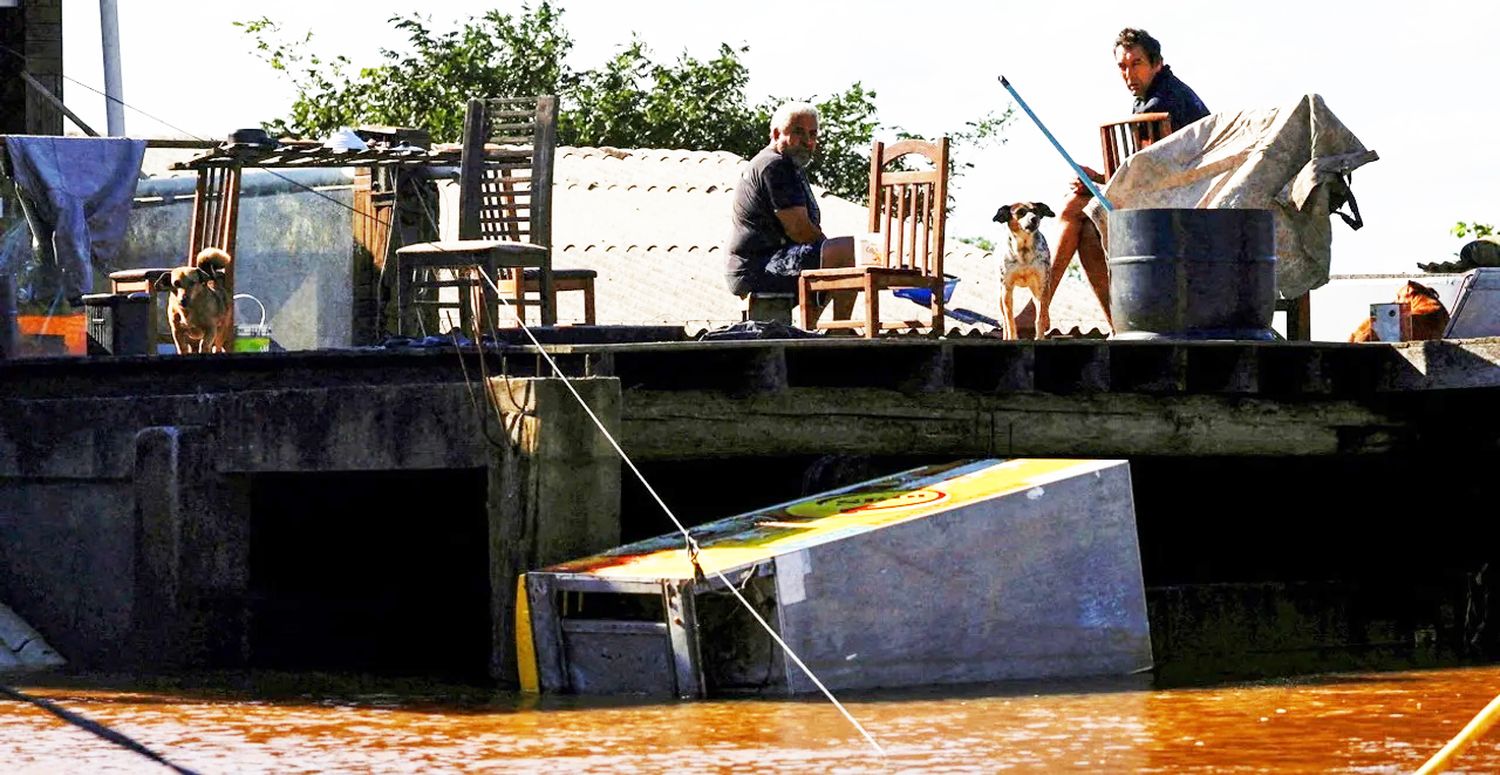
{"left": 726, "top": 147, "right": 820, "bottom": 282}
{"left": 1134, "top": 64, "right": 1209, "bottom": 133}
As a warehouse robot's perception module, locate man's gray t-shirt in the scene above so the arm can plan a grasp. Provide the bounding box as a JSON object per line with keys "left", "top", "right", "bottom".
{"left": 725, "top": 147, "right": 820, "bottom": 282}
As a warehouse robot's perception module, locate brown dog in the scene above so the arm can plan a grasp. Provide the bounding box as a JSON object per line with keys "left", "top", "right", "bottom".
{"left": 165, "top": 247, "right": 233, "bottom": 354}
{"left": 1348, "top": 280, "right": 1449, "bottom": 342}
{"left": 993, "top": 202, "right": 1055, "bottom": 339}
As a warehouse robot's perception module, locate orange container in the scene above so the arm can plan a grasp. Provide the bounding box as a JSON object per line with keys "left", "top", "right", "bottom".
{"left": 17, "top": 312, "right": 88, "bottom": 356}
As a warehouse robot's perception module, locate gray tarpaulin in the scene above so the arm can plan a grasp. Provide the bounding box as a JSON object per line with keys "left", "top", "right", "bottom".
{"left": 1088, "top": 94, "right": 1378, "bottom": 299}
{"left": 4, "top": 136, "right": 147, "bottom": 298}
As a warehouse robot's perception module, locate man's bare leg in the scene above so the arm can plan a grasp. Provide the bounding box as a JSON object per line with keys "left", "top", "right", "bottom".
{"left": 819, "top": 236, "right": 856, "bottom": 320}
{"left": 1076, "top": 221, "right": 1113, "bottom": 328}
{"left": 1044, "top": 191, "right": 1113, "bottom": 331}
{"left": 1041, "top": 191, "right": 1091, "bottom": 335}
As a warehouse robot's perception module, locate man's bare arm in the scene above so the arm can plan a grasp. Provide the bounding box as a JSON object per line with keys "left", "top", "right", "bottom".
{"left": 1069, "top": 165, "right": 1107, "bottom": 197}
{"left": 775, "top": 206, "right": 824, "bottom": 244}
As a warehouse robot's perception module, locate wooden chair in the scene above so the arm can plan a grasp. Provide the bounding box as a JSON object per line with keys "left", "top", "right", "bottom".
{"left": 396, "top": 95, "right": 587, "bottom": 335}
{"left": 106, "top": 165, "right": 243, "bottom": 351}
{"left": 797, "top": 137, "right": 949, "bottom": 338}
{"left": 1100, "top": 113, "right": 1312, "bottom": 339}
{"left": 1100, "top": 112, "right": 1172, "bottom": 178}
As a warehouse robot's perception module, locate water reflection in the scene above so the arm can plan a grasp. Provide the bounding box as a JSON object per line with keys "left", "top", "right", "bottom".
{"left": 1, "top": 667, "right": 1498, "bottom": 773}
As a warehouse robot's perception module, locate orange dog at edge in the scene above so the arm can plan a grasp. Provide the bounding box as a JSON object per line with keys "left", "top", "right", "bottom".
{"left": 165, "top": 247, "right": 233, "bottom": 354}
{"left": 1348, "top": 280, "right": 1449, "bottom": 342}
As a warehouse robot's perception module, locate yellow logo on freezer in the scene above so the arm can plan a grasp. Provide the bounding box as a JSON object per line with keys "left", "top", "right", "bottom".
{"left": 785, "top": 488, "right": 947, "bottom": 518}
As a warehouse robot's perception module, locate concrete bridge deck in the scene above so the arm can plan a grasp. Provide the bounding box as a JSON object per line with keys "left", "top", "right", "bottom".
{"left": 5, "top": 336, "right": 1500, "bottom": 463}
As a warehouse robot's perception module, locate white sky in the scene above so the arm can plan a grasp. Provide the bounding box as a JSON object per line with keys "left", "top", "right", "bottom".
{"left": 60, "top": 0, "right": 1500, "bottom": 274}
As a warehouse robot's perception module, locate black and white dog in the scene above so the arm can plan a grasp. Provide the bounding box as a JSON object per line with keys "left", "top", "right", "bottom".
{"left": 992, "top": 202, "right": 1055, "bottom": 340}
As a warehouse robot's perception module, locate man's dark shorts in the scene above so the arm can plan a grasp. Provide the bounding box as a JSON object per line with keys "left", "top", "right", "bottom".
{"left": 726, "top": 240, "right": 824, "bottom": 296}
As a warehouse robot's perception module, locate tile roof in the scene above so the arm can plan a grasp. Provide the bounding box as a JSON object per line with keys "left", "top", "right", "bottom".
{"left": 453, "top": 146, "right": 1111, "bottom": 333}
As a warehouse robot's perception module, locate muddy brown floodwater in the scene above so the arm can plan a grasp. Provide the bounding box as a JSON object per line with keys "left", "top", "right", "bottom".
{"left": 1, "top": 666, "right": 1499, "bottom": 773}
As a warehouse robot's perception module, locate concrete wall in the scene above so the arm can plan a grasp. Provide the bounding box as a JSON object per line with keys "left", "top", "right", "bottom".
{"left": 122, "top": 171, "right": 357, "bottom": 351}
{"left": 0, "top": 367, "right": 622, "bottom": 677}
{"left": 0, "top": 479, "right": 134, "bottom": 665}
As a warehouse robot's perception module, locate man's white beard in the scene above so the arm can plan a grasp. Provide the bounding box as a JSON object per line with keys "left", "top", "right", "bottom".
{"left": 788, "top": 150, "right": 813, "bottom": 169}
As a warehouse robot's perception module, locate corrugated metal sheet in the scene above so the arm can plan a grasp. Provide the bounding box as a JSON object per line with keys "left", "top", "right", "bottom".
{"left": 505, "top": 146, "right": 1109, "bottom": 332}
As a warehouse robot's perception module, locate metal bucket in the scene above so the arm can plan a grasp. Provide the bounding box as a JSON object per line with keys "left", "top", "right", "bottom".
{"left": 232, "top": 293, "right": 273, "bottom": 353}
{"left": 1107, "top": 208, "right": 1277, "bottom": 341}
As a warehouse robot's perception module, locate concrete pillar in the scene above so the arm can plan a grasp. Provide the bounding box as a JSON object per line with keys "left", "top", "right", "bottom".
{"left": 486, "top": 376, "right": 621, "bottom": 683}
{"left": 132, "top": 426, "right": 250, "bottom": 667}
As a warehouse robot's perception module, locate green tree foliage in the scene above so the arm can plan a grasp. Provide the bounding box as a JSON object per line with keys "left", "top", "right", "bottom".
{"left": 235, "top": 7, "right": 570, "bottom": 148}
{"left": 957, "top": 236, "right": 996, "bottom": 252}
{"left": 1453, "top": 221, "right": 1496, "bottom": 240}
{"left": 237, "top": 3, "right": 1006, "bottom": 202}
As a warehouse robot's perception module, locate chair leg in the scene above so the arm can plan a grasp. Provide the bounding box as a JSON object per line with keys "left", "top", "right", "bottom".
{"left": 397, "top": 267, "right": 416, "bottom": 336}
{"left": 932, "top": 288, "right": 945, "bottom": 339}
{"left": 505, "top": 270, "right": 524, "bottom": 326}
{"left": 1287, "top": 293, "right": 1311, "bottom": 341}
{"left": 864, "top": 278, "right": 879, "bottom": 339}
{"left": 798, "top": 278, "right": 815, "bottom": 330}
{"left": 583, "top": 280, "right": 596, "bottom": 325}
{"left": 458, "top": 270, "right": 476, "bottom": 336}
{"left": 483, "top": 260, "right": 502, "bottom": 333}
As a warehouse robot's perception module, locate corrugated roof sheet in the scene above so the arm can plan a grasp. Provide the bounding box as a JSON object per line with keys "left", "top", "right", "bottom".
{"left": 449, "top": 146, "right": 1111, "bottom": 333}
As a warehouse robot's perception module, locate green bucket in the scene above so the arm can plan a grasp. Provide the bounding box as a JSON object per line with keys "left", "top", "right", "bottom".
{"left": 232, "top": 293, "right": 272, "bottom": 353}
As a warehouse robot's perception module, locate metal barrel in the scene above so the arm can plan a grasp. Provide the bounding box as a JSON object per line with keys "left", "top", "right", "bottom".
{"left": 1107, "top": 208, "right": 1278, "bottom": 340}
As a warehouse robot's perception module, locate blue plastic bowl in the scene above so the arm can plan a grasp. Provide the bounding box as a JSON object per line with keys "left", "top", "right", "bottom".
{"left": 893, "top": 274, "right": 960, "bottom": 306}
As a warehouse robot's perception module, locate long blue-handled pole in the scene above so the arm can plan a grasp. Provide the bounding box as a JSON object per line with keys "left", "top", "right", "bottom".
{"left": 999, "top": 76, "right": 1115, "bottom": 212}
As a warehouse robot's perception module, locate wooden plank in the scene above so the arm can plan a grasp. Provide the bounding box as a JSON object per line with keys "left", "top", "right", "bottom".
{"left": 880, "top": 170, "right": 940, "bottom": 186}
{"left": 20, "top": 72, "right": 97, "bottom": 137}
{"left": 144, "top": 139, "right": 217, "bottom": 149}
{"left": 619, "top": 388, "right": 1398, "bottom": 460}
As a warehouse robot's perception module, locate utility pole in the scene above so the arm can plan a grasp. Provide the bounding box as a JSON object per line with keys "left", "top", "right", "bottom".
{"left": 99, "top": 0, "right": 124, "bottom": 135}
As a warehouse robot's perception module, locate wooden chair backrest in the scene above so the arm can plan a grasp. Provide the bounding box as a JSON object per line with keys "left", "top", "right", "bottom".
{"left": 189, "top": 165, "right": 241, "bottom": 256}
{"left": 1100, "top": 112, "right": 1172, "bottom": 178}
{"left": 456, "top": 95, "right": 558, "bottom": 246}
{"left": 867, "top": 137, "right": 949, "bottom": 278}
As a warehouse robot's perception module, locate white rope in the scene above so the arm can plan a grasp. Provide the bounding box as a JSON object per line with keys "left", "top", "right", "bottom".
{"left": 474, "top": 271, "right": 885, "bottom": 757}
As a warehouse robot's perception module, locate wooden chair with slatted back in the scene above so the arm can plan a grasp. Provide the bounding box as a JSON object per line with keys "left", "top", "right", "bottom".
{"left": 397, "top": 95, "right": 593, "bottom": 335}
{"left": 455, "top": 95, "right": 594, "bottom": 326}
{"left": 1100, "top": 112, "right": 1172, "bottom": 179}
{"left": 109, "top": 164, "right": 244, "bottom": 347}
{"left": 797, "top": 137, "right": 949, "bottom": 338}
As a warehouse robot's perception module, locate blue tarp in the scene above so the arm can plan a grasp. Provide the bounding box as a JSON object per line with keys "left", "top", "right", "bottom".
{"left": 4, "top": 136, "right": 146, "bottom": 298}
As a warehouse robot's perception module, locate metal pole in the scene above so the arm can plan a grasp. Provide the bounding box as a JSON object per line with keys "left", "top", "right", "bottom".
{"left": 998, "top": 76, "right": 1114, "bottom": 211}
{"left": 99, "top": 0, "right": 126, "bottom": 135}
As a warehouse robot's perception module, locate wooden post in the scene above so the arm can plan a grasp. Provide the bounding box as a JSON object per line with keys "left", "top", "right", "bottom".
{"left": 486, "top": 376, "right": 622, "bottom": 684}
{"left": 532, "top": 95, "right": 558, "bottom": 325}
{"left": 351, "top": 167, "right": 394, "bottom": 345}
